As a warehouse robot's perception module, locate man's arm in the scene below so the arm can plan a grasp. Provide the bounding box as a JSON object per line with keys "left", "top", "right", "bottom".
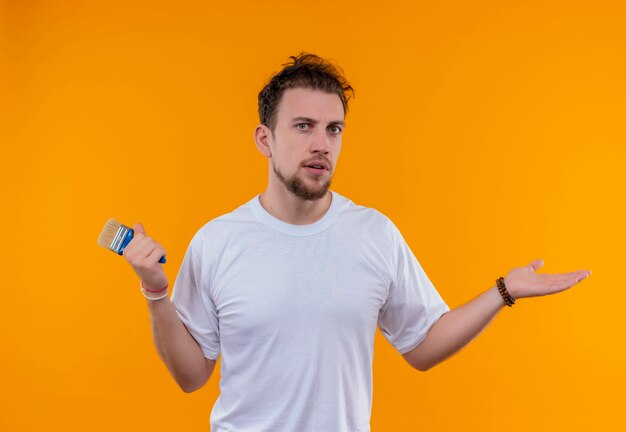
{"left": 124, "top": 223, "right": 215, "bottom": 392}
{"left": 403, "top": 259, "right": 591, "bottom": 371}
{"left": 146, "top": 296, "right": 216, "bottom": 392}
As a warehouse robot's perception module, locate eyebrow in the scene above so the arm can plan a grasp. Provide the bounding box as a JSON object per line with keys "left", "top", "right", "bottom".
{"left": 291, "top": 116, "right": 345, "bottom": 127}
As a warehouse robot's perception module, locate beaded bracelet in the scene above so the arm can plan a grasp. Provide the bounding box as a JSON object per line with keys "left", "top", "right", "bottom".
{"left": 496, "top": 277, "right": 515, "bottom": 307}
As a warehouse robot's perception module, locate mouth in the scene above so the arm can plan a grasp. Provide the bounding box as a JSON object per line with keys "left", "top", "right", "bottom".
{"left": 302, "top": 160, "right": 330, "bottom": 172}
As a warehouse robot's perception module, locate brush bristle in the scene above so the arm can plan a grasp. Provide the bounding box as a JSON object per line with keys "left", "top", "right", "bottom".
{"left": 98, "top": 218, "right": 123, "bottom": 250}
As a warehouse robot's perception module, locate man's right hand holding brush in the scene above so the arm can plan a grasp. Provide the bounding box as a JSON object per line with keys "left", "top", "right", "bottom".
{"left": 123, "top": 223, "right": 169, "bottom": 296}
{"left": 123, "top": 223, "right": 216, "bottom": 392}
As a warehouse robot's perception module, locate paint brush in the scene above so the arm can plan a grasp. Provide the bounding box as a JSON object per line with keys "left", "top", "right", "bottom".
{"left": 97, "top": 218, "right": 166, "bottom": 263}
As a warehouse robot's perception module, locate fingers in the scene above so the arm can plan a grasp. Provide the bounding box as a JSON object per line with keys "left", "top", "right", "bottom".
{"left": 542, "top": 272, "right": 589, "bottom": 286}
{"left": 123, "top": 232, "right": 166, "bottom": 268}
{"left": 147, "top": 245, "right": 167, "bottom": 265}
{"left": 574, "top": 270, "right": 592, "bottom": 283}
{"left": 555, "top": 270, "right": 591, "bottom": 284}
{"left": 528, "top": 258, "right": 544, "bottom": 272}
{"left": 134, "top": 223, "right": 146, "bottom": 236}
{"left": 541, "top": 271, "right": 591, "bottom": 295}
{"left": 130, "top": 241, "right": 166, "bottom": 266}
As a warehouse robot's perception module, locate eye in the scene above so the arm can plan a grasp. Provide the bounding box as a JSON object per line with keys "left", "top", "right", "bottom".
{"left": 328, "top": 125, "right": 343, "bottom": 135}
{"left": 295, "top": 123, "right": 309, "bottom": 130}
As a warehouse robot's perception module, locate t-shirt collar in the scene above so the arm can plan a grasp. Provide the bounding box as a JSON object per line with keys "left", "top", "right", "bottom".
{"left": 249, "top": 190, "right": 342, "bottom": 236}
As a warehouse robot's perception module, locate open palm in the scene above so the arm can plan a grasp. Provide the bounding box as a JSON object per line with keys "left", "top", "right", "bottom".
{"left": 504, "top": 259, "right": 591, "bottom": 299}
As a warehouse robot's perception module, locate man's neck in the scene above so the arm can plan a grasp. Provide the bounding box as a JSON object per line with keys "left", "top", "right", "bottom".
{"left": 259, "top": 186, "right": 332, "bottom": 225}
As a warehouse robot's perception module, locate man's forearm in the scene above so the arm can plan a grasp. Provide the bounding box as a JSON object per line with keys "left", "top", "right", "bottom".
{"left": 402, "top": 286, "right": 505, "bottom": 371}
{"left": 147, "top": 298, "right": 215, "bottom": 392}
{"left": 403, "top": 259, "right": 591, "bottom": 371}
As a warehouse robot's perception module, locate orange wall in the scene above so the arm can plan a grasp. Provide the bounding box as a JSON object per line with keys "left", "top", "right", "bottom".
{"left": 2, "top": 0, "right": 625, "bottom": 430}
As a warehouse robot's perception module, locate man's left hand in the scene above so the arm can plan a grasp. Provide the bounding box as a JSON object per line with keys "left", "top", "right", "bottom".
{"left": 505, "top": 259, "right": 591, "bottom": 299}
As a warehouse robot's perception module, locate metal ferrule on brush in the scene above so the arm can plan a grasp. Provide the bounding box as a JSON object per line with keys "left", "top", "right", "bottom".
{"left": 110, "top": 224, "right": 134, "bottom": 255}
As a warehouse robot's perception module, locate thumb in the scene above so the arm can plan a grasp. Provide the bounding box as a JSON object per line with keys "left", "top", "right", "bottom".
{"left": 134, "top": 223, "right": 146, "bottom": 236}
{"left": 528, "top": 258, "right": 544, "bottom": 272}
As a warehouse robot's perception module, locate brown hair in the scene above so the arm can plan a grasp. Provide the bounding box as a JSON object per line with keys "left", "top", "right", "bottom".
{"left": 258, "top": 53, "right": 355, "bottom": 132}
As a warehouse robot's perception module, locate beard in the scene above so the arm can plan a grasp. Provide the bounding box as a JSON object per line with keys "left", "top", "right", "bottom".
{"left": 272, "top": 161, "right": 332, "bottom": 201}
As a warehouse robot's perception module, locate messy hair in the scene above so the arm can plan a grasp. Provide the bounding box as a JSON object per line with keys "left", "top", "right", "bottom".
{"left": 258, "top": 53, "right": 355, "bottom": 132}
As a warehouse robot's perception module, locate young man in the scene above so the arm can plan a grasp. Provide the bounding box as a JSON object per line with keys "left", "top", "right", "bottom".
{"left": 123, "top": 53, "right": 591, "bottom": 431}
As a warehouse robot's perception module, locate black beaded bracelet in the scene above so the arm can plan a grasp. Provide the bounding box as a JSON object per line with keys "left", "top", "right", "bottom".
{"left": 496, "top": 277, "right": 515, "bottom": 307}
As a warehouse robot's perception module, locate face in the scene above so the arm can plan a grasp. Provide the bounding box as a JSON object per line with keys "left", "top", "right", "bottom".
{"left": 260, "top": 87, "right": 345, "bottom": 201}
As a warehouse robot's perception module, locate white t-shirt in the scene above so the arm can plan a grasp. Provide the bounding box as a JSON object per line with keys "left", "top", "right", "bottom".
{"left": 171, "top": 191, "right": 449, "bottom": 432}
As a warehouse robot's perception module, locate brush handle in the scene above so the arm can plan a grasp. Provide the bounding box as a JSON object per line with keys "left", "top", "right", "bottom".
{"left": 119, "top": 228, "right": 167, "bottom": 264}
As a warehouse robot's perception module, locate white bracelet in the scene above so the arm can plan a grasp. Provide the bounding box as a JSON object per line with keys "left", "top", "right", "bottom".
{"left": 141, "top": 288, "right": 169, "bottom": 301}
{"left": 140, "top": 281, "right": 169, "bottom": 301}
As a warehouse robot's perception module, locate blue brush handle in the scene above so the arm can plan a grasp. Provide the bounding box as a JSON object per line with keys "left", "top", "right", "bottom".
{"left": 118, "top": 228, "right": 167, "bottom": 264}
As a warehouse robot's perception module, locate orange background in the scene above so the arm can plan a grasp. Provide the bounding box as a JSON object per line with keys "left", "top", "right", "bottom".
{"left": 2, "top": 0, "right": 625, "bottom": 430}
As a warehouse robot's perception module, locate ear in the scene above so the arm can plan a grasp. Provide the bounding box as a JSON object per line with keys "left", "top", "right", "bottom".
{"left": 254, "top": 124, "right": 272, "bottom": 158}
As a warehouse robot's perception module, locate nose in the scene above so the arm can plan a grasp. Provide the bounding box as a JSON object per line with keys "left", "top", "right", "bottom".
{"left": 310, "top": 128, "right": 330, "bottom": 154}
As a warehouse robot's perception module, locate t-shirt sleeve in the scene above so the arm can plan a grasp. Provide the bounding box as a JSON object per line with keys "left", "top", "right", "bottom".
{"left": 377, "top": 224, "right": 450, "bottom": 354}
{"left": 170, "top": 233, "right": 221, "bottom": 360}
